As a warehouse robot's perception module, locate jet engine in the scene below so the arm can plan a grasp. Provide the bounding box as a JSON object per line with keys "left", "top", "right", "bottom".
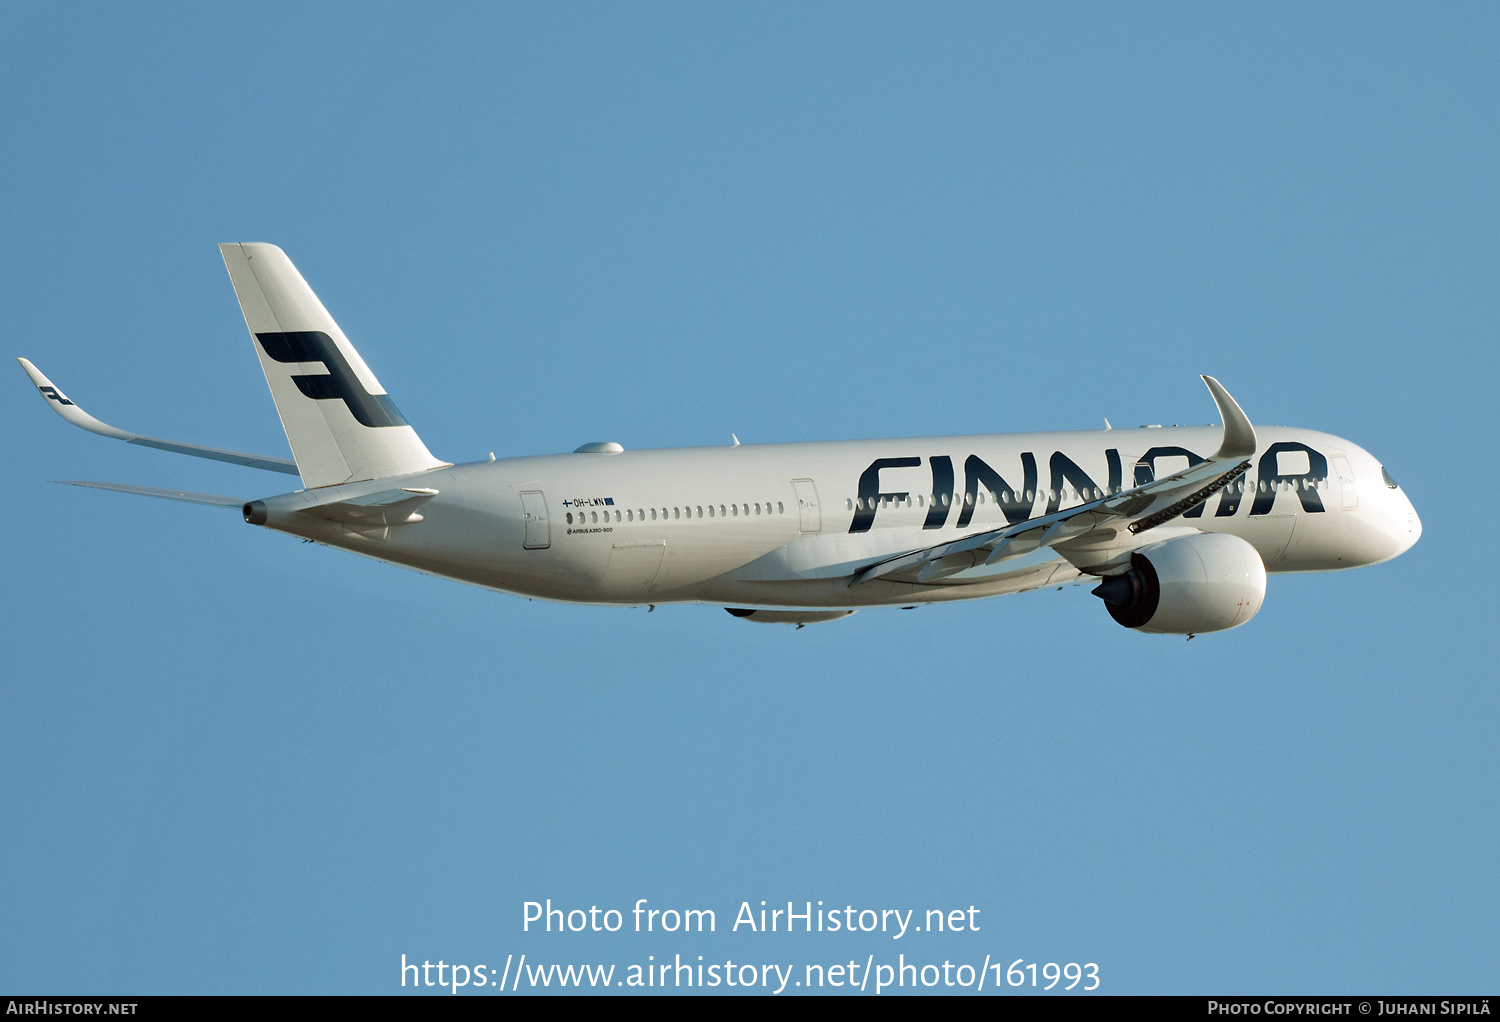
{"left": 1091, "top": 532, "right": 1266, "bottom": 635}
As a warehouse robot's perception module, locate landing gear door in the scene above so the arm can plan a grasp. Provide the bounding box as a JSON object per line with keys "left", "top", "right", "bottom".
{"left": 520, "top": 490, "right": 551, "bottom": 549}
{"left": 792, "top": 478, "right": 821, "bottom": 534}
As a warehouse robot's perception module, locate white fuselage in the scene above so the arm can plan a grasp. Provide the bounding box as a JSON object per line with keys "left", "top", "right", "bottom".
{"left": 21, "top": 246, "right": 1423, "bottom": 623}
{"left": 253, "top": 424, "right": 1421, "bottom": 609}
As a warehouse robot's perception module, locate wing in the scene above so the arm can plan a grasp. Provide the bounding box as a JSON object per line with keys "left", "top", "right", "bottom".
{"left": 18, "top": 358, "right": 301, "bottom": 476}
{"left": 850, "top": 375, "right": 1256, "bottom": 586}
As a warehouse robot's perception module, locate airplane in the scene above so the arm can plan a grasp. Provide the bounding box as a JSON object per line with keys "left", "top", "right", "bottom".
{"left": 18, "top": 243, "right": 1421, "bottom": 634}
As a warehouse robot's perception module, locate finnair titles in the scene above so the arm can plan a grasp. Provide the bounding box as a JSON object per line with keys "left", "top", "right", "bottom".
{"left": 20, "top": 244, "right": 1421, "bottom": 634}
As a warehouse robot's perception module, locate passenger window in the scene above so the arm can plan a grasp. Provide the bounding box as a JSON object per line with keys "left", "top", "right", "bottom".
{"left": 565, "top": 512, "right": 573, "bottom": 525}
{"left": 626, "top": 509, "right": 633, "bottom": 521}
{"left": 755, "top": 503, "right": 762, "bottom": 514}
{"left": 720, "top": 504, "right": 727, "bottom": 517}
{"left": 591, "top": 511, "right": 598, "bottom": 523}
{"left": 776, "top": 502, "right": 784, "bottom": 514}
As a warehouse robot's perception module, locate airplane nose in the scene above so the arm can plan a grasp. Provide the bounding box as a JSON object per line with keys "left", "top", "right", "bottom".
{"left": 1389, "top": 490, "right": 1421, "bottom": 558}
{"left": 1402, "top": 496, "right": 1422, "bottom": 550}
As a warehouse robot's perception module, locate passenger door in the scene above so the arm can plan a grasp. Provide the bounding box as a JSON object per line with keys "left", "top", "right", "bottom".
{"left": 1330, "top": 456, "right": 1358, "bottom": 510}
{"left": 520, "top": 490, "right": 551, "bottom": 549}
{"left": 792, "top": 478, "right": 821, "bottom": 534}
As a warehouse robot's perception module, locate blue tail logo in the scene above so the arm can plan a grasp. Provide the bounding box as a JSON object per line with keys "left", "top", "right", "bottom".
{"left": 255, "top": 331, "right": 408, "bottom": 428}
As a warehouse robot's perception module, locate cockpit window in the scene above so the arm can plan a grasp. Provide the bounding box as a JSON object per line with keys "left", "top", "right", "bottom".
{"left": 1381, "top": 466, "right": 1399, "bottom": 489}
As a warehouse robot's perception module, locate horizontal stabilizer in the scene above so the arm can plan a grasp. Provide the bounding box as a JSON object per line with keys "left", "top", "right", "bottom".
{"left": 54, "top": 480, "right": 245, "bottom": 508}
{"left": 304, "top": 487, "right": 438, "bottom": 525}
{"left": 18, "top": 358, "right": 301, "bottom": 476}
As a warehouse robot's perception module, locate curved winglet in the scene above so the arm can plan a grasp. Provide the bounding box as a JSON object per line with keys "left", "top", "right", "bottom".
{"left": 17, "top": 357, "right": 301, "bottom": 476}
{"left": 1202, "top": 375, "right": 1257, "bottom": 460}
{"left": 18, "top": 358, "right": 133, "bottom": 440}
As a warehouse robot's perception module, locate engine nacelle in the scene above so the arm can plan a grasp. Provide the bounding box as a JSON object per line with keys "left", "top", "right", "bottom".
{"left": 1091, "top": 532, "right": 1266, "bottom": 635}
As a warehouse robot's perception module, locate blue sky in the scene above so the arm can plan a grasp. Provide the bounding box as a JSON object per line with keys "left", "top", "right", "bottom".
{"left": 2, "top": 2, "right": 1495, "bottom": 994}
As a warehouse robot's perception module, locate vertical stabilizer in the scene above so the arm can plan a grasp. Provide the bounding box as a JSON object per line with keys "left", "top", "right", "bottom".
{"left": 219, "top": 243, "right": 446, "bottom": 488}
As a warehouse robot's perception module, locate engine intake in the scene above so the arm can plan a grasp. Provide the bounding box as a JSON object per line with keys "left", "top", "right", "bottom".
{"left": 1092, "top": 532, "right": 1266, "bottom": 634}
